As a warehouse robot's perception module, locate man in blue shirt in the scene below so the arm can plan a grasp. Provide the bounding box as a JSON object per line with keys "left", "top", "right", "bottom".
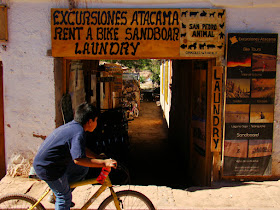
{"left": 33, "top": 102, "right": 117, "bottom": 210}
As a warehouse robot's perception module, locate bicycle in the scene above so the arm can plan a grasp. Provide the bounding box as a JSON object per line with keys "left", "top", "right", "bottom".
{"left": 0, "top": 169, "right": 155, "bottom": 210}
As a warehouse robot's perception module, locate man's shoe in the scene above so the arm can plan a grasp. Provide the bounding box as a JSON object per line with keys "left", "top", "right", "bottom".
{"left": 48, "top": 194, "right": 75, "bottom": 207}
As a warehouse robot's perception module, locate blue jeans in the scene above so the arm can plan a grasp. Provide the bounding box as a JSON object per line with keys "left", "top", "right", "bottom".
{"left": 44, "top": 162, "right": 89, "bottom": 210}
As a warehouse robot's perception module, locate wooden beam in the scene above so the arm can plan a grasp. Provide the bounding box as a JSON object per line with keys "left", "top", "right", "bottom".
{"left": 0, "top": 62, "right": 5, "bottom": 178}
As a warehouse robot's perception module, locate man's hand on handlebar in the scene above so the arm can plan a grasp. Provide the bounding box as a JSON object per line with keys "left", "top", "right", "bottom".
{"left": 104, "top": 159, "right": 117, "bottom": 169}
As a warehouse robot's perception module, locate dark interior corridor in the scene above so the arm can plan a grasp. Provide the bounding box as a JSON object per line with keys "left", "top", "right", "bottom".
{"left": 127, "top": 101, "right": 189, "bottom": 188}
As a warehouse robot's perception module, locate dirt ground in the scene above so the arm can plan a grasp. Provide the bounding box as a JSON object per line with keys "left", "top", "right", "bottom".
{"left": 1, "top": 101, "right": 280, "bottom": 209}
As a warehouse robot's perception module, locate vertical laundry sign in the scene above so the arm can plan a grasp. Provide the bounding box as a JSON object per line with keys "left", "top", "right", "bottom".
{"left": 51, "top": 8, "right": 226, "bottom": 58}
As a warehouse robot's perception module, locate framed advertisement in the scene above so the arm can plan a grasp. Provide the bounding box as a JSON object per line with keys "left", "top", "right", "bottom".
{"left": 223, "top": 33, "right": 278, "bottom": 176}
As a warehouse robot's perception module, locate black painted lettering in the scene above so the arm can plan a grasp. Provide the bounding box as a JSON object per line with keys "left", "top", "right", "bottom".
{"left": 68, "top": 28, "right": 76, "bottom": 40}
{"left": 130, "top": 42, "right": 140, "bottom": 56}
{"left": 91, "top": 11, "right": 98, "bottom": 25}
{"left": 173, "top": 28, "right": 179, "bottom": 40}
{"left": 97, "top": 27, "right": 103, "bottom": 40}
{"left": 99, "top": 42, "right": 108, "bottom": 55}
{"left": 213, "top": 104, "right": 220, "bottom": 115}
{"left": 83, "top": 42, "right": 90, "bottom": 54}
{"left": 150, "top": 12, "right": 156, "bottom": 25}
{"left": 76, "top": 27, "right": 83, "bottom": 40}
{"left": 214, "top": 69, "right": 221, "bottom": 79}
{"left": 100, "top": 11, "right": 107, "bottom": 25}
{"left": 91, "top": 42, "right": 99, "bottom": 55}
{"left": 144, "top": 12, "right": 149, "bottom": 25}
{"left": 214, "top": 81, "right": 220, "bottom": 91}
{"left": 86, "top": 27, "right": 93, "bottom": 40}
{"left": 214, "top": 92, "right": 220, "bottom": 103}
{"left": 75, "top": 42, "right": 81, "bottom": 54}
{"left": 83, "top": 11, "right": 91, "bottom": 25}
{"left": 110, "top": 42, "right": 119, "bottom": 55}
{"left": 156, "top": 11, "right": 162, "bottom": 25}
{"left": 68, "top": 11, "right": 75, "bottom": 25}
{"left": 121, "top": 11, "right": 127, "bottom": 25}
{"left": 162, "top": 28, "right": 167, "bottom": 40}
{"left": 120, "top": 42, "right": 129, "bottom": 55}
{"left": 60, "top": 11, "right": 68, "bottom": 25}
{"left": 213, "top": 116, "right": 219, "bottom": 126}
{"left": 213, "top": 139, "right": 219, "bottom": 149}
{"left": 125, "top": 28, "right": 132, "bottom": 40}
{"left": 130, "top": 12, "right": 138, "bottom": 25}
{"left": 172, "top": 11, "right": 179, "bottom": 25}
{"left": 76, "top": 11, "right": 82, "bottom": 25}
{"left": 54, "top": 27, "right": 62, "bottom": 40}
{"left": 213, "top": 127, "right": 219, "bottom": 138}
{"left": 53, "top": 11, "right": 60, "bottom": 25}
{"left": 154, "top": 27, "right": 160, "bottom": 40}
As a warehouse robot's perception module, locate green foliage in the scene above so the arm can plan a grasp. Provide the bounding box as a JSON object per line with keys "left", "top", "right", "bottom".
{"left": 139, "top": 76, "right": 146, "bottom": 83}
{"left": 102, "top": 59, "right": 161, "bottom": 84}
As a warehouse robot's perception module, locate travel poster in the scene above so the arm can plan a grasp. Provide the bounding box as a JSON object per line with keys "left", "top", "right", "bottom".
{"left": 223, "top": 33, "right": 277, "bottom": 176}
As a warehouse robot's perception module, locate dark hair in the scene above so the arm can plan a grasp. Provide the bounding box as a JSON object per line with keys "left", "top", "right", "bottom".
{"left": 74, "top": 102, "right": 99, "bottom": 125}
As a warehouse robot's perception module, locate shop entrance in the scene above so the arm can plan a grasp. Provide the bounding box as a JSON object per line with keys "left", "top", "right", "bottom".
{"left": 55, "top": 58, "right": 215, "bottom": 187}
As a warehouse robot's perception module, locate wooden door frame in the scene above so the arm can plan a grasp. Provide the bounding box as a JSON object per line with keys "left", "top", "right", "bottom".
{"left": 0, "top": 61, "right": 6, "bottom": 179}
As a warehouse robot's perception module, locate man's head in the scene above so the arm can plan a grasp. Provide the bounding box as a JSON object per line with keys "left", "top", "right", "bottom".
{"left": 74, "top": 102, "right": 99, "bottom": 132}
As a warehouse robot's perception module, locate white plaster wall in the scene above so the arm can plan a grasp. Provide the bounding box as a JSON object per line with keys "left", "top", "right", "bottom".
{"left": 0, "top": 1, "right": 58, "bottom": 175}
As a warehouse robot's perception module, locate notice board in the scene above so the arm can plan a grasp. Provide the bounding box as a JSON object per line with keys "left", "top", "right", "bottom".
{"left": 51, "top": 8, "right": 225, "bottom": 58}
{"left": 223, "top": 33, "right": 278, "bottom": 176}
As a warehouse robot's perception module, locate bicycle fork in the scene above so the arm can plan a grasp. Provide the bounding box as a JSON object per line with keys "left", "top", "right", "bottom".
{"left": 28, "top": 188, "right": 51, "bottom": 210}
{"left": 109, "top": 186, "right": 122, "bottom": 210}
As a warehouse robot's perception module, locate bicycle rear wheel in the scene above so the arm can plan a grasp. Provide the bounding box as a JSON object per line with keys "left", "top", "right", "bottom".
{"left": 98, "top": 190, "right": 155, "bottom": 210}
{"left": 0, "top": 194, "right": 45, "bottom": 210}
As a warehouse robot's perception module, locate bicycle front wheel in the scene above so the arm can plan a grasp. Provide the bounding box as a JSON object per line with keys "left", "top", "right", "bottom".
{"left": 0, "top": 194, "right": 46, "bottom": 210}
{"left": 98, "top": 190, "right": 155, "bottom": 210}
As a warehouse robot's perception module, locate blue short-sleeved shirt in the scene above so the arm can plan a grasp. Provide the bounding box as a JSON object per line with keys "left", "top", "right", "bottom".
{"left": 33, "top": 120, "right": 87, "bottom": 181}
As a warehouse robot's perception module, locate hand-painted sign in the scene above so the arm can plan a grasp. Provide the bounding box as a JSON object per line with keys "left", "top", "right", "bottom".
{"left": 211, "top": 66, "right": 223, "bottom": 152}
{"left": 51, "top": 8, "right": 225, "bottom": 58}
{"left": 180, "top": 9, "right": 225, "bottom": 57}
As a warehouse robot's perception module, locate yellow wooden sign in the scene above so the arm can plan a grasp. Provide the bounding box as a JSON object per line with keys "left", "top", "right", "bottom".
{"left": 51, "top": 8, "right": 180, "bottom": 58}
{"left": 211, "top": 66, "right": 223, "bottom": 152}
{"left": 51, "top": 8, "right": 225, "bottom": 58}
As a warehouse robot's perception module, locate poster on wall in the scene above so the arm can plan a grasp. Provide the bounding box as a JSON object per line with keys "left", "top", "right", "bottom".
{"left": 223, "top": 33, "right": 278, "bottom": 176}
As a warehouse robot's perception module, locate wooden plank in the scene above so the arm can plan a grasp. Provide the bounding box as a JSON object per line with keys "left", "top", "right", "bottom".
{"left": 205, "top": 59, "right": 215, "bottom": 185}
{"left": 54, "top": 58, "right": 64, "bottom": 128}
{"left": 51, "top": 8, "right": 181, "bottom": 58}
{"left": 211, "top": 66, "right": 223, "bottom": 152}
{"left": 0, "top": 62, "right": 5, "bottom": 179}
{"left": 0, "top": 6, "right": 8, "bottom": 41}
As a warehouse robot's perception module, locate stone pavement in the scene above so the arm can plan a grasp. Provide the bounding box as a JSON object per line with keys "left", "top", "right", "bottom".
{"left": 1, "top": 176, "right": 280, "bottom": 209}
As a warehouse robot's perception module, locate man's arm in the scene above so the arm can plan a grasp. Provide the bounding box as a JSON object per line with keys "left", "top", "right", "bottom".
{"left": 74, "top": 157, "right": 117, "bottom": 168}
{"left": 85, "top": 148, "right": 97, "bottom": 158}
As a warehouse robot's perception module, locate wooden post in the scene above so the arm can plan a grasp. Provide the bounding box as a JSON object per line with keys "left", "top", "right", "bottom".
{"left": 0, "top": 62, "right": 5, "bottom": 179}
